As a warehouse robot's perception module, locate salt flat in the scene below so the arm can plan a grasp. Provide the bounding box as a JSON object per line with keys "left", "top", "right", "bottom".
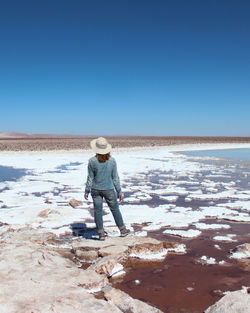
{"left": 0, "top": 143, "right": 250, "bottom": 241}
{"left": 1, "top": 143, "right": 250, "bottom": 312}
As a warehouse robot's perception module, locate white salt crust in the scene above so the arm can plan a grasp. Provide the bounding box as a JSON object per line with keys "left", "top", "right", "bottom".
{"left": 163, "top": 229, "right": 201, "bottom": 238}
{"left": 0, "top": 143, "right": 250, "bottom": 237}
{"left": 230, "top": 250, "right": 250, "bottom": 259}
{"left": 194, "top": 223, "right": 231, "bottom": 230}
{"left": 200, "top": 256, "right": 216, "bottom": 264}
{"left": 213, "top": 234, "right": 237, "bottom": 242}
{"left": 109, "top": 263, "right": 124, "bottom": 277}
{"left": 129, "top": 244, "right": 186, "bottom": 260}
{"left": 129, "top": 249, "right": 169, "bottom": 260}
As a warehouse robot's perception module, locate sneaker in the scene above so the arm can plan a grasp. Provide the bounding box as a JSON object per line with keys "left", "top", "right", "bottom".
{"left": 120, "top": 228, "right": 131, "bottom": 237}
{"left": 99, "top": 231, "right": 106, "bottom": 241}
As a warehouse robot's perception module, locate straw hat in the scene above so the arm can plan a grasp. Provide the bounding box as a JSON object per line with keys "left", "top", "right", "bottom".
{"left": 90, "top": 137, "right": 112, "bottom": 154}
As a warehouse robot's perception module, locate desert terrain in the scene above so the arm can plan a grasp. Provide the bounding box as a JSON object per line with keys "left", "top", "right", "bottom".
{"left": 0, "top": 134, "right": 250, "bottom": 151}
{"left": 0, "top": 135, "right": 250, "bottom": 312}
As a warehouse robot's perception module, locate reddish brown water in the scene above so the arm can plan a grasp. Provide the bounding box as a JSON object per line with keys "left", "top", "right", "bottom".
{"left": 112, "top": 221, "right": 250, "bottom": 313}
{"left": 114, "top": 255, "right": 249, "bottom": 313}
{"left": 57, "top": 151, "right": 249, "bottom": 312}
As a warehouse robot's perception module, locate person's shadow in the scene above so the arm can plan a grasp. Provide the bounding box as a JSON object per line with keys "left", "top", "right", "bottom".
{"left": 70, "top": 222, "right": 100, "bottom": 240}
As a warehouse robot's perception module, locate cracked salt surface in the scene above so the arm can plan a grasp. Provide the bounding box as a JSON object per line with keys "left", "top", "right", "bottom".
{"left": 194, "top": 223, "right": 231, "bottom": 230}
{"left": 213, "top": 234, "right": 237, "bottom": 242}
{"left": 159, "top": 195, "right": 178, "bottom": 202}
{"left": 200, "top": 256, "right": 216, "bottom": 264}
{"left": 0, "top": 143, "right": 250, "bottom": 247}
{"left": 230, "top": 250, "right": 250, "bottom": 259}
{"left": 163, "top": 229, "right": 201, "bottom": 238}
{"left": 129, "top": 244, "right": 186, "bottom": 260}
{"left": 129, "top": 249, "right": 169, "bottom": 260}
{"left": 217, "top": 200, "right": 250, "bottom": 212}
{"left": 109, "top": 263, "right": 125, "bottom": 277}
{"left": 199, "top": 257, "right": 226, "bottom": 266}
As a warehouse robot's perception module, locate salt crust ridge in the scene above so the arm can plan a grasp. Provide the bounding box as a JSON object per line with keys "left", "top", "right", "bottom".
{"left": 205, "top": 287, "right": 250, "bottom": 313}
{"left": 230, "top": 243, "right": 250, "bottom": 259}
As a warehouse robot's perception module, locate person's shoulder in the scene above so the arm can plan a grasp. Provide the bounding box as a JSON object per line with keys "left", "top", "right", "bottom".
{"left": 89, "top": 156, "right": 97, "bottom": 163}
{"left": 109, "top": 156, "right": 116, "bottom": 163}
{"left": 109, "top": 156, "right": 117, "bottom": 167}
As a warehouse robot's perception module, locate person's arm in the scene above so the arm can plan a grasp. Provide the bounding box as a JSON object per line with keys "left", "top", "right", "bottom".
{"left": 84, "top": 160, "right": 94, "bottom": 200}
{"left": 112, "top": 159, "right": 123, "bottom": 200}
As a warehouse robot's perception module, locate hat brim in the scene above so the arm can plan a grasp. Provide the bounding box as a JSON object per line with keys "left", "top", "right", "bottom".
{"left": 90, "top": 139, "right": 112, "bottom": 155}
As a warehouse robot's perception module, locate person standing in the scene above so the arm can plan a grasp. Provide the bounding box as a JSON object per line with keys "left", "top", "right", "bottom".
{"left": 84, "top": 137, "right": 130, "bottom": 240}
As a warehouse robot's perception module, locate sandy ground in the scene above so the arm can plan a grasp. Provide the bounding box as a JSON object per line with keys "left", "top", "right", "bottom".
{"left": 1, "top": 136, "right": 250, "bottom": 151}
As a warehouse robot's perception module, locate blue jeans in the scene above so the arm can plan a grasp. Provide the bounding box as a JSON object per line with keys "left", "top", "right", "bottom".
{"left": 91, "top": 189, "right": 125, "bottom": 233}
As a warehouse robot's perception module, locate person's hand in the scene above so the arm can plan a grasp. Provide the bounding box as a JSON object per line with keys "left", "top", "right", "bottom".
{"left": 119, "top": 194, "right": 124, "bottom": 202}
{"left": 84, "top": 194, "right": 88, "bottom": 201}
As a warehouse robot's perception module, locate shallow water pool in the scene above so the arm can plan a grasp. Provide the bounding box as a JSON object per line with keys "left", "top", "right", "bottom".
{"left": 182, "top": 148, "right": 250, "bottom": 161}
{"left": 0, "top": 165, "right": 27, "bottom": 182}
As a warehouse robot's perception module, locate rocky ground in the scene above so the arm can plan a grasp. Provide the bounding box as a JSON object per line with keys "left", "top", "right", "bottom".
{"left": 0, "top": 135, "right": 250, "bottom": 151}
{"left": 204, "top": 287, "right": 250, "bottom": 313}
{"left": 0, "top": 140, "right": 250, "bottom": 312}
{"left": 0, "top": 224, "right": 184, "bottom": 313}
{"left": 0, "top": 223, "right": 249, "bottom": 313}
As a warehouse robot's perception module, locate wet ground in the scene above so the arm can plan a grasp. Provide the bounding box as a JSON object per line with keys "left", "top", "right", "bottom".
{"left": 112, "top": 221, "right": 250, "bottom": 313}
{"left": 111, "top": 156, "right": 250, "bottom": 313}
{"left": 0, "top": 165, "right": 27, "bottom": 182}
{"left": 113, "top": 251, "right": 249, "bottom": 313}
{"left": 0, "top": 147, "right": 249, "bottom": 312}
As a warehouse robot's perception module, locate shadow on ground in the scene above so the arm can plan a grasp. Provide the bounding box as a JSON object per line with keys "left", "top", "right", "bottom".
{"left": 70, "top": 222, "right": 100, "bottom": 240}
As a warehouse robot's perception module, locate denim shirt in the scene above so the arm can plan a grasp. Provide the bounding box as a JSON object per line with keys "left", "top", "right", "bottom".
{"left": 84, "top": 156, "right": 122, "bottom": 196}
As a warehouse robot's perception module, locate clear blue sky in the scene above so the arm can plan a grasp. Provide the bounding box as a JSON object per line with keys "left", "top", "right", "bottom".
{"left": 0, "top": 0, "right": 249, "bottom": 136}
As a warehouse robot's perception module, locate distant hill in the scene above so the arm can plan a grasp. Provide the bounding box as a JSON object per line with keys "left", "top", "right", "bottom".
{"left": 0, "top": 132, "right": 31, "bottom": 138}
{"left": 0, "top": 132, "right": 88, "bottom": 139}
